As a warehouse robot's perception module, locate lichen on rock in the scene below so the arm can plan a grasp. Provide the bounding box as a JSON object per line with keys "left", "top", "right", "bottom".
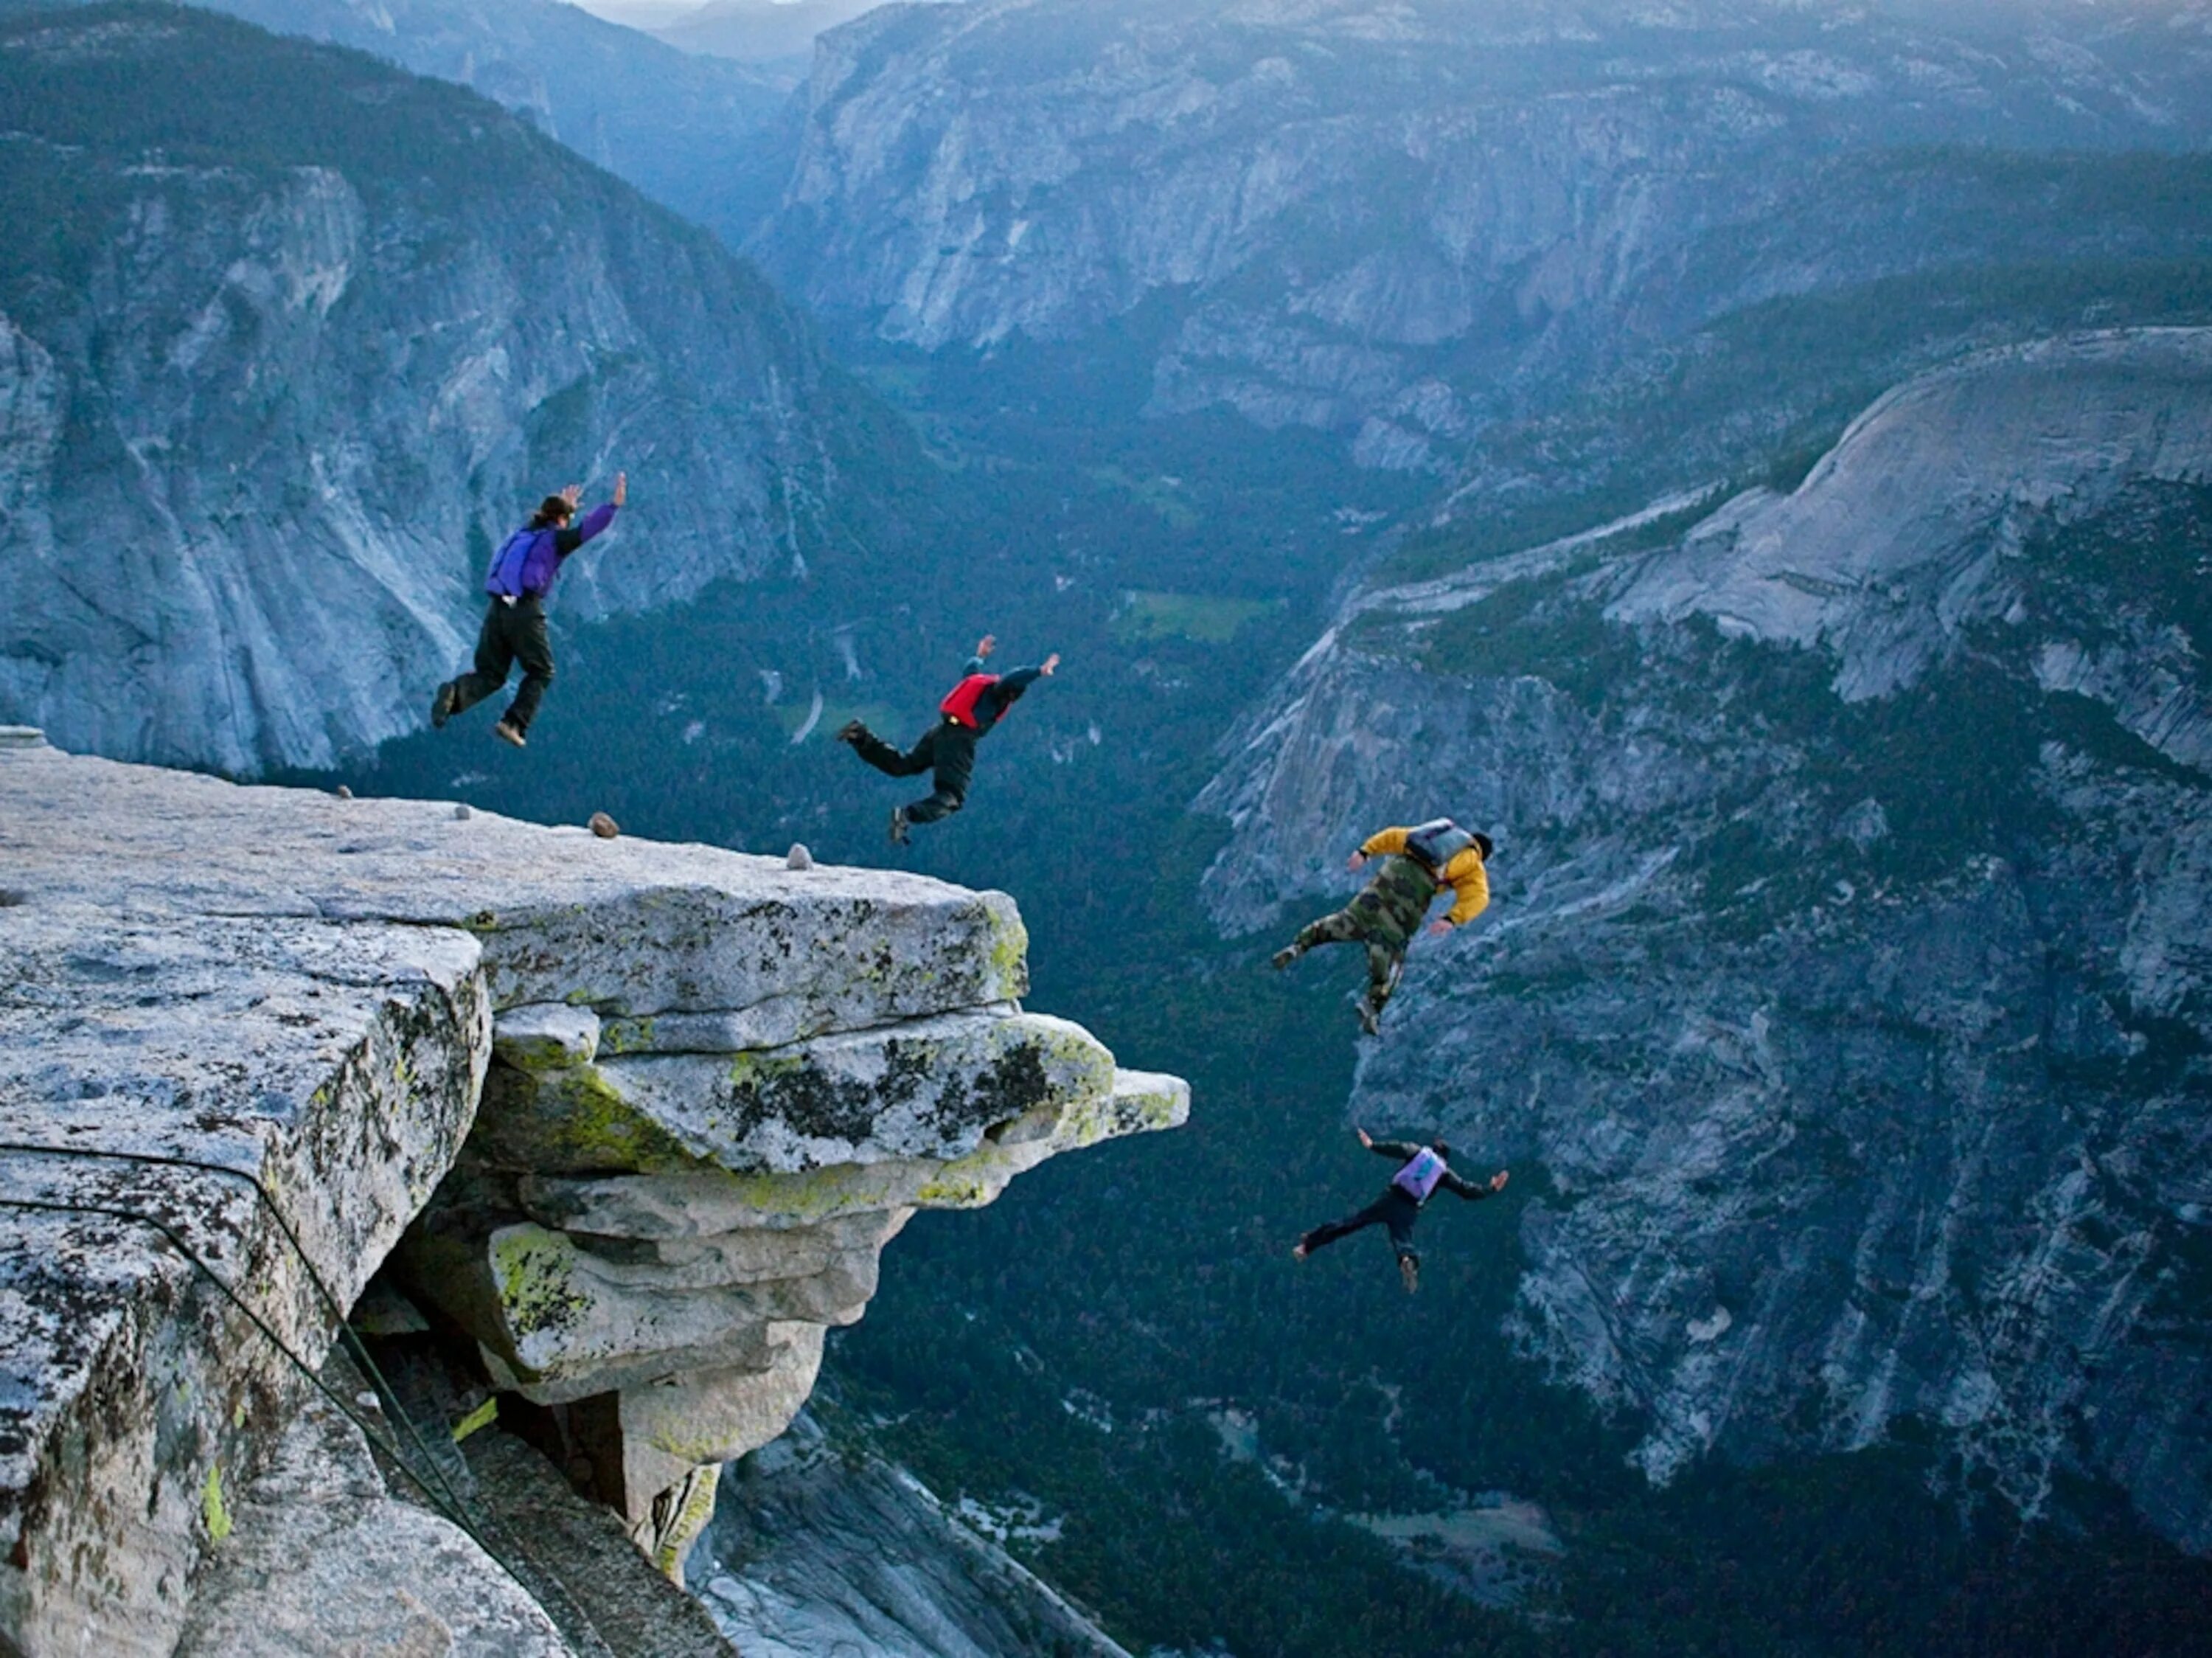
{"left": 0, "top": 741, "right": 1188, "bottom": 1640}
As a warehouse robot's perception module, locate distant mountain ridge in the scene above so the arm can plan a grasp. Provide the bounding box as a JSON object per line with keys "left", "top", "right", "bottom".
{"left": 0, "top": 3, "right": 912, "bottom": 773}
{"left": 195, "top": 0, "right": 790, "bottom": 243}
{"left": 1200, "top": 325, "right": 2212, "bottom": 1552}
{"left": 748, "top": 0, "right": 2212, "bottom": 472}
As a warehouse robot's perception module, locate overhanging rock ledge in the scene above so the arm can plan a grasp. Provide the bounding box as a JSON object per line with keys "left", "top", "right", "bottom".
{"left": 0, "top": 738, "right": 1188, "bottom": 1655}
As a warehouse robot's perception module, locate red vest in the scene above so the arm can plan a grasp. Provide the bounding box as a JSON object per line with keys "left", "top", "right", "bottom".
{"left": 939, "top": 673, "right": 1000, "bottom": 729}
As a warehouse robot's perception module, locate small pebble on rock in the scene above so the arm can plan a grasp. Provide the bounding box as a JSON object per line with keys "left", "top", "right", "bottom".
{"left": 786, "top": 843, "right": 814, "bottom": 870}
{"left": 453, "top": 804, "right": 473, "bottom": 821}
{"left": 335, "top": 785, "right": 353, "bottom": 799}
{"left": 589, "top": 811, "right": 619, "bottom": 839}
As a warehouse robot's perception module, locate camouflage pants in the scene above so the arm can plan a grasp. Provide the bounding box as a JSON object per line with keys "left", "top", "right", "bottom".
{"left": 1290, "top": 899, "right": 1408, "bottom": 1009}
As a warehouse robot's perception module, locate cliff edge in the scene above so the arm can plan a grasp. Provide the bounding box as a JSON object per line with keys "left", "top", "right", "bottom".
{"left": 0, "top": 732, "right": 1186, "bottom": 1656}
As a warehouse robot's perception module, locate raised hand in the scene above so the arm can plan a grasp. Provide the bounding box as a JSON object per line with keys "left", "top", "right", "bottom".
{"left": 613, "top": 471, "right": 627, "bottom": 507}
{"left": 560, "top": 482, "right": 584, "bottom": 507}
{"left": 1346, "top": 850, "right": 1368, "bottom": 873}
{"left": 1425, "top": 918, "right": 1453, "bottom": 938}
{"left": 1489, "top": 1170, "right": 1509, "bottom": 1192}
{"left": 975, "top": 634, "right": 997, "bottom": 659}
{"left": 1041, "top": 652, "right": 1061, "bottom": 675}
{"left": 1356, "top": 1127, "right": 1372, "bottom": 1148}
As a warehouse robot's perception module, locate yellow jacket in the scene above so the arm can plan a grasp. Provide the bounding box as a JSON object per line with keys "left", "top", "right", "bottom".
{"left": 1361, "top": 827, "right": 1490, "bottom": 927}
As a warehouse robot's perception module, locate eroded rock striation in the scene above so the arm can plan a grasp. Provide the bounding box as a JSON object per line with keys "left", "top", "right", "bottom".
{"left": 1199, "top": 328, "right": 2212, "bottom": 1550}
{"left": 0, "top": 738, "right": 1186, "bottom": 1653}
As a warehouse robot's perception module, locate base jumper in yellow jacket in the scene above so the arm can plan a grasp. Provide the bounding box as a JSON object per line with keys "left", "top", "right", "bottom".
{"left": 1271, "top": 819, "right": 1492, "bottom": 1035}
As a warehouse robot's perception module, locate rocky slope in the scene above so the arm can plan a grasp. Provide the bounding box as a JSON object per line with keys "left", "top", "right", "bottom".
{"left": 192, "top": 0, "right": 792, "bottom": 238}
{"left": 692, "top": 1407, "right": 1130, "bottom": 1657}
{"left": 0, "top": 4, "right": 891, "bottom": 777}
{"left": 754, "top": 0, "right": 2212, "bottom": 471}
{"left": 1197, "top": 327, "right": 2212, "bottom": 1550}
{"left": 0, "top": 732, "right": 1185, "bottom": 1654}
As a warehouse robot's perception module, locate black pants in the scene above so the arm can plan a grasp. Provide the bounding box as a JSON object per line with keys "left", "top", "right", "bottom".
{"left": 446, "top": 597, "right": 554, "bottom": 733}
{"left": 1300, "top": 1187, "right": 1421, "bottom": 1263}
{"left": 848, "top": 718, "right": 977, "bottom": 824}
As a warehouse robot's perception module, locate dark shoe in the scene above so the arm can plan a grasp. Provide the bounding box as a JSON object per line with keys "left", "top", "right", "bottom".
{"left": 836, "top": 720, "right": 865, "bottom": 744}
{"left": 1399, "top": 1254, "right": 1419, "bottom": 1294}
{"left": 1270, "top": 946, "right": 1300, "bottom": 971}
{"left": 888, "top": 805, "right": 910, "bottom": 846}
{"left": 493, "top": 720, "right": 527, "bottom": 749}
{"left": 431, "top": 681, "right": 458, "bottom": 729}
{"left": 1356, "top": 994, "right": 1383, "bottom": 1036}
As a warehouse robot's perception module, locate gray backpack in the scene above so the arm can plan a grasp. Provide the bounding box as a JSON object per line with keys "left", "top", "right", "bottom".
{"left": 1403, "top": 819, "right": 1475, "bottom": 875}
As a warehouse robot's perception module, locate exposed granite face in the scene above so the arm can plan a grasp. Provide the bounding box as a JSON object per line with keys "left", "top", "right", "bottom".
{"left": 171, "top": 1385, "right": 575, "bottom": 1658}
{"left": 1197, "top": 329, "right": 2212, "bottom": 1550}
{"left": 0, "top": 738, "right": 1186, "bottom": 1648}
{"left": 0, "top": 742, "right": 490, "bottom": 1657}
{"left": 692, "top": 1409, "right": 1133, "bottom": 1658}
{"left": 755, "top": 0, "right": 2212, "bottom": 468}
{"left": 0, "top": 6, "right": 856, "bottom": 777}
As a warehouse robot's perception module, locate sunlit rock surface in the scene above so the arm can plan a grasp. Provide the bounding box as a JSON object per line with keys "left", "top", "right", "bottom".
{"left": 0, "top": 740, "right": 1186, "bottom": 1650}
{"left": 1198, "top": 328, "right": 2212, "bottom": 1551}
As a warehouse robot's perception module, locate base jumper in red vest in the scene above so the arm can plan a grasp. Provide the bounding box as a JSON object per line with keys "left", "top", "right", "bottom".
{"left": 838, "top": 635, "right": 1060, "bottom": 844}
{"left": 1293, "top": 1128, "right": 1508, "bottom": 1293}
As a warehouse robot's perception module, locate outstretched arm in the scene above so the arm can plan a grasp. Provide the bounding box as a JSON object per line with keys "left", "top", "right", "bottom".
{"left": 1349, "top": 826, "right": 1411, "bottom": 872}
{"left": 1366, "top": 1137, "right": 1423, "bottom": 1162}
{"left": 1439, "top": 1168, "right": 1509, "bottom": 1201}
{"left": 555, "top": 473, "right": 625, "bottom": 555}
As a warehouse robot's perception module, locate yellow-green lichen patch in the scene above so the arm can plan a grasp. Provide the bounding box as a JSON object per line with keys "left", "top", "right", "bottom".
{"left": 652, "top": 1466, "right": 722, "bottom": 1583}
{"left": 451, "top": 1396, "right": 499, "bottom": 1443}
{"left": 201, "top": 1463, "right": 232, "bottom": 1544}
{"left": 491, "top": 1064, "right": 708, "bottom": 1177}
{"left": 492, "top": 1227, "right": 594, "bottom": 1353}
{"left": 984, "top": 904, "right": 1031, "bottom": 999}
{"left": 598, "top": 1016, "right": 655, "bottom": 1056}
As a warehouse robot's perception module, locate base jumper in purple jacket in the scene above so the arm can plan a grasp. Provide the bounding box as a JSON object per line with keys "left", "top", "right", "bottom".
{"left": 432, "top": 473, "right": 625, "bottom": 747}
{"left": 1293, "top": 1127, "right": 1509, "bottom": 1294}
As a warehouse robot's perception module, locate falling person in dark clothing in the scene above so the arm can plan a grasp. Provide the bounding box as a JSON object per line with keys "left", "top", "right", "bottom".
{"left": 838, "top": 635, "right": 1060, "bottom": 843}
{"left": 431, "top": 472, "right": 626, "bottom": 747}
{"left": 1293, "top": 1127, "right": 1507, "bottom": 1293}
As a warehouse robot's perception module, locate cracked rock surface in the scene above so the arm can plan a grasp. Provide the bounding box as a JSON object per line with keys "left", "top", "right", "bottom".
{"left": 0, "top": 741, "right": 1187, "bottom": 1649}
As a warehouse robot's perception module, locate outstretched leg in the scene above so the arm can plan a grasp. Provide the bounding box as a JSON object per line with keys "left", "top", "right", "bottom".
{"left": 1294, "top": 1192, "right": 1395, "bottom": 1258}
{"left": 846, "top": 721, "right": 937, "bottom": 779}
{"left": 903, "top": 723, "right": 976, "bottom": 825}
{"left": 1356, "top": 943, "right": 1405, "bottom": 1035}
{"left": 1385, "top": 1201, "right": 1422, "bottom": 1290}
{"left": 501, "top": 598, "right": 555, "bottom": 736}
{"left": 439, "top": 603, "right": 517, "bottom": 723}
{"left": 1272, "top": 905, "right": 1368, "bottom": 968}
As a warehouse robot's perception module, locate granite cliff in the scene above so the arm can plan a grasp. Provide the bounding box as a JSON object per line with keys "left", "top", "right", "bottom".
{"left": 192, "top": 0, "right": 791, "bottom": 238}
{"left": 1198, "top": 327, "right": 2212, "bottom": 1550}
{"left": 753, "top": 0, "right": 2212, "bottom": 471}
{"left": 0, "top": 6, "right": 896, "bottom": 777}
{"left": 0, "top": 732, "right": 1185, "bottom": 1655}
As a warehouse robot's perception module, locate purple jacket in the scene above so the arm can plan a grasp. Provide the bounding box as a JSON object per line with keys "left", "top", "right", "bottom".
{"left": 484, "top": 501, "right": 618, "bottom": 600}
